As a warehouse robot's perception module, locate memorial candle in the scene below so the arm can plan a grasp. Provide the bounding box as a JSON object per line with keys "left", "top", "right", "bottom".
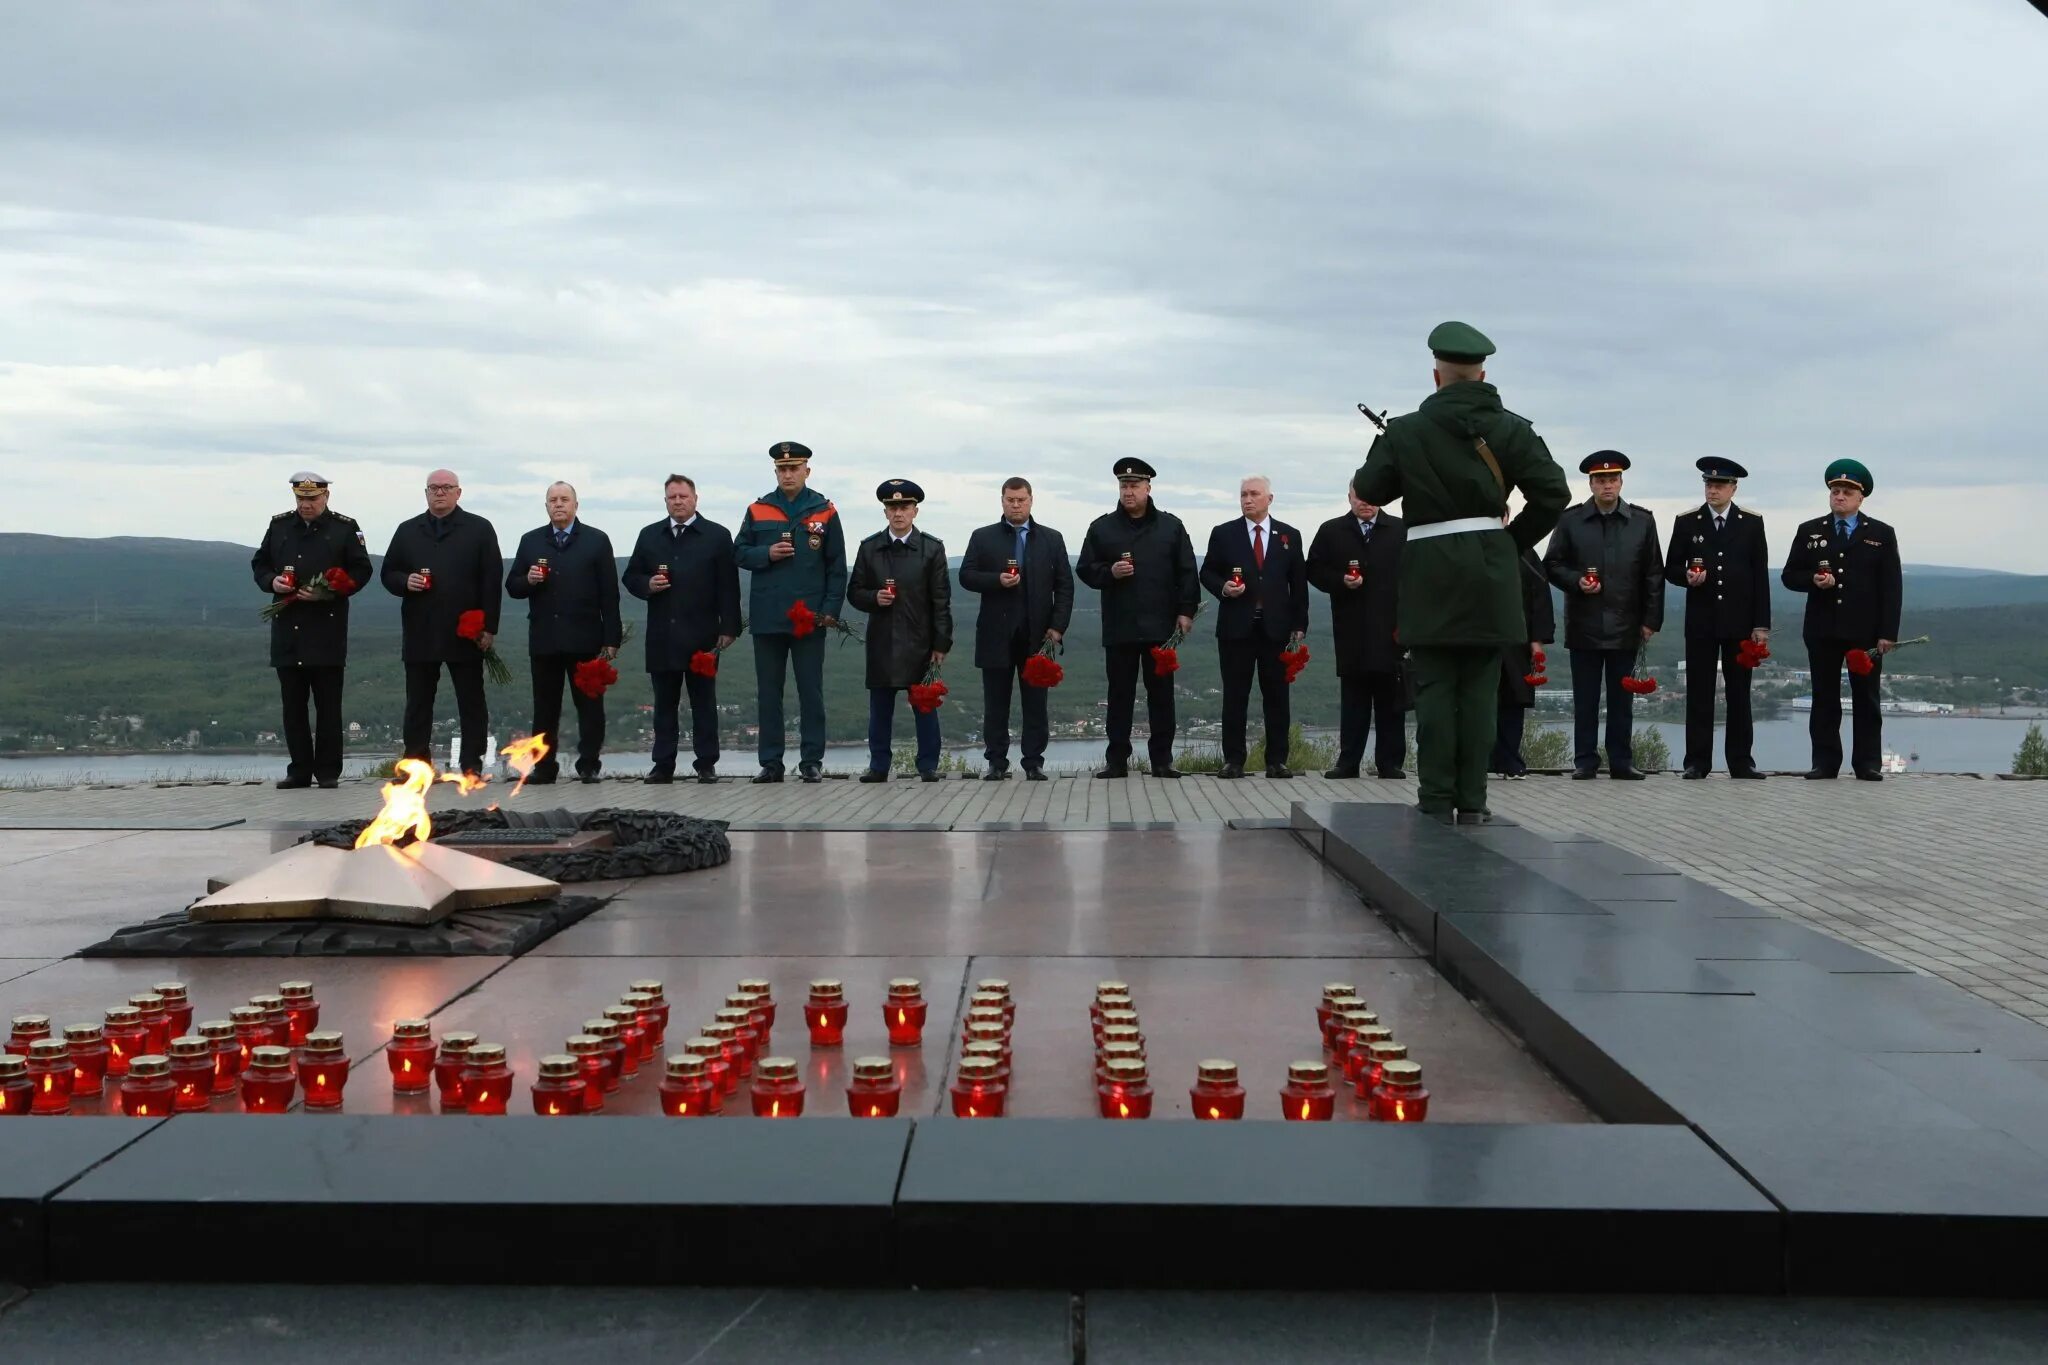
{"left": 948, "top": 1054, "right": 1006, "bottom": 1118}
{"left": 119, "top": 1055, "right": 177, "bottom": 1117}
{"left": 153, "top": 981, "right": 194, "bottom": 1038}
{"left": 680, "top": 1037, "right": 730, "bottom": 1110}
{"left": 129, "top": 994, "right": 171, "bottom": 1054}
{"left": 703, "top": 1020, "right": 749, "bottom": 1081}
{"left": 1355, "top": 1039, "right": 1408, "bottom": 1099}
{"left": 727, "top": 991, "right": 772, "bottom": 1044}
{"left": 229, "top": 1005, "right": 270, "bottom": 1070}
{"left": 64, "top": 1022, "right": 110, "bottom": 1098}
{"left": 1098, "top": 1023, "right": 1144, "bottom": 1059}
{"left": 1095, "top": 1040, "right": 1144, "bottom": 1083}
{"left": 460, "top": 1044, "right": 513, "bottom": 1116}
{"left": 433, "top": 1031, "right": 479, "bottom": 1109}
{"left": 1096, "top": 1008, "right": 1141, "bottom": 1049}
{"left": 1189, "top": 1058, "right": 1246, "bottom": 1121}
{"left": 600, "top": 1004, "right": 647, "bottom": 1075}
{"left": 6, "top": 1013, "right": 51, "bottom": 1057}
{"left": 530, "top": 1055, "right": 587, "bottom": 1116}
{"left": 1317, "top": 983, "right": 1358, "bottom": 1045}
{"left": 240, "top": 1046, "right": 296, "bottom": 1112}
{"left": 1330, "top": 1009, "right": 1381, "bottom": 1063}
{"left": 884, "top": 978, "right": 928, "bottom": 1047}
{"left": 0, "top": 1057, "right": 32, "bottom": 1115}
{"left": 197, "top": 1020, "right": 241, "bottom": 1095}
{"left": 845, "top": 1055, "right": 903, "bottom": 1118}
{"left": 963, "top": 1019, "right": 1009, "bottom": 1065}
{"left": 102, "top": 1005, "right": 147, "bottom": 1077}
{"left": 1344, "top": 1025, "right": 1393, "bottom": 1086}
{"left": 749, "top": 1055, "right": 805, "bottom": 1118}
{"left": 1092, "top": 980, "right": 1131, "bottom": 1021}
{"left": 623, "top": 992, "right": 663, "bottom": 1054}
{"left": 962, "top": 1038, "right": 1009, "bottom": 1082}
{"left": 658, "top": 1055, "right": 716, "bottom": 1117}
{"left": 297, "top": 1030, "right": 351, "bottom": 1109}
{"left": 386, "top": 1019, "right": 435, "bottom": 1094}
{"left": 26, "top": 1038, "right": 73, "bottom": 1115}
{"left": 1280, "top": 1060, "right": 1336, "bottom": 1121}
{"left": 1090, "top": 992, "right": 1134, "bottom": 1033}
{"left": 736, "top": 978, "right": 776, "bottom": 1029}
{"left": 712, "top": 1007, "right": 761, "bottom": 1068}
{"left": 277, "top": 981, "right": 320, "bottom": 1045}
{"left": 564, "top": 1035, "right": 608, "bottom": 1112}
{"left": 629, "top": 980, "right": 671, "bottom": 1046}
{"left": 1368, "top": 1060, "right": 1430, "bottom": 1123}
{"left": 1097, "top": 1057, "right": 1153, "bottom": 1119}
{"left": 167, "top": 1037, "right": 215, "bottom": 1112}
{"left": 581, "top": 1019, "right": 628, "bottom": 1090}
{"left": 974, "top": 979, "right": 1016, "bottom": 1028}
{"left": 962, "top": 1004, "right": 1008, "bottom": 1038}
{"left": 248, "top": 994, "right": 290, "bottom": 1048}
{"left": 805, "top": 980, "right": 848, "bottom": 1047}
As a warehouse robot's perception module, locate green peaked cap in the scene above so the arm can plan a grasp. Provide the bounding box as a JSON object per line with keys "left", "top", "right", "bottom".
{"left": 1427, "top": 320, "right": 1495, "bottom": 364}
{"left": 1824, "top": 457, "right": 1873, "bottom": 494}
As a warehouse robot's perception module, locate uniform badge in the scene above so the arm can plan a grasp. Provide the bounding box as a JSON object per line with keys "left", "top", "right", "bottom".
{"left": 806, "top": 519, "right": 826, "bottom": 550}
{"left": 1692, "top": 534, "right": 1703, "bottom": 545}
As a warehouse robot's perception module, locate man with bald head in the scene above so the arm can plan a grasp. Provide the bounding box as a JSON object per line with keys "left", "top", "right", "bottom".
{"left": 381, "top": 468, "right": 503, "bottom": 777}
{"left": 507, "top": 481, "right": 620, "bottom": 783}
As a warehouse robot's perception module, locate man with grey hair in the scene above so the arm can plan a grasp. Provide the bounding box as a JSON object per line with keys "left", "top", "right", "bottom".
{"left": 1199, "top": 474, "right": 1309, "bottom": 778}
{"left": 507, "top": 480, "right": 620, "bottom": 783}
{"left": 381, "top": 468, "right": 503, "bottom": 778}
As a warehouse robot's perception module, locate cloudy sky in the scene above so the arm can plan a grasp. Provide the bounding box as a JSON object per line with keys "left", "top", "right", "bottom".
{"left": 3, "top": 1, "right": 2044, "bottom": 569}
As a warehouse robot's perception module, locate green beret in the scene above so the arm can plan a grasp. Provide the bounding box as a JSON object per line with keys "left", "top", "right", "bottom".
{"left": 1428, "top": 320, "right": 1496, "bottom": 365}
{"left": 1824, "top": 458, "right": 1873, "bottom": 494}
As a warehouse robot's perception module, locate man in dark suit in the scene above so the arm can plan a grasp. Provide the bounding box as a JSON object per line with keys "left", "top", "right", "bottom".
{"left": 1490, "top": 536, "right": 1555, "bottom": 778}
{"left": 1781, "top": 458, "right": 1903, "bottom": 781}
{"left": 379, "top": 468, "right": 502, "bottom": 777}
{"left": 1199, "top": 476, "right": 1310, "bottom": 778}
{"left": 505, "top": 481, "right": 621, "bottom": 784}
{"left": 959, "top": 477, "right": 1075, "bottom": 781}
{"left": 1664, "top": 458, "right": 1771, "bottom": 779}
{"left": 623, "top": 474, "right": 741, "bottom": 784}
{"left": 1306, "top": 487, "right": 1406, "bottom": 778}
{"left": 250, "top": 471, "right": 374, "bottom": 789}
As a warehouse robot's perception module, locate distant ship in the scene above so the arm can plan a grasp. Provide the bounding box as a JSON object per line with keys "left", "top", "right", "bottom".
{"left": 1881, "top": 750, "right": 1909, "bottom": 774}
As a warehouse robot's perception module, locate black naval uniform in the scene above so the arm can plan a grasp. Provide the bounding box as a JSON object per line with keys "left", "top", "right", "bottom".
{"left": 1663, "top": 503, "right": 1771, "bottom": 774}
{"left": 380, "top": 506, "right": 503, "bottom": 774}
{"left": 1782, "top": 510, "right": 1902, "bottom": 777}
{"left": 250, "top": 509, "right": 374, "bottom": 785}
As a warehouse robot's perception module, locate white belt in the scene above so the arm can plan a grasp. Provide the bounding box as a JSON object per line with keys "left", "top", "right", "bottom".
{"left": 1406, "top": 516, "right": 1502, "bottom": 542}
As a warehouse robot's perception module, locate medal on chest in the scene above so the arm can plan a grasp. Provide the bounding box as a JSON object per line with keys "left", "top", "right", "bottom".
{"left": 806, "top": 519, "right": 826, "bottom": 550}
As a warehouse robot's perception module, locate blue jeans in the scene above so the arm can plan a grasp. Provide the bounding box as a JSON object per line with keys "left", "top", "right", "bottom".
{"left": 868, "top": 688, "right": 941, "bottom": 774}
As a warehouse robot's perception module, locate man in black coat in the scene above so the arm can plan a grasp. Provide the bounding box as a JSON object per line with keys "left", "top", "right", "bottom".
{"left": 1542, "top": 451, "right": 1664, "bottom": 779}
{"left": 1199, "top": 476, "right": 1310, "bottom": 778}
{"left": 505, "top": 481, "right": 621, "bottom": 784}
{"left": 1490, "top": 541, "right": 1555, "bottom": 777}
{"left": 1664, "top": 458, "right": 1771, "bottom": 779}
{"left": 959, "top": 477, "right": 1075, "bottom": 780}
{"left": 250, "top": 471, "right": 374, "bottom": 789}
{"left": 623, "top": 474, "right": 741, "bottom": 784}
{"left": 846, "top": 480, "right": 953, "bottom": 781}
{"left": 1306, "top": 487, "right": 1406, "bottom": 778}
{"left": 1075, "top": 459, "right": 1200, "bottom": 779}
{"left": 379, "top": 468, "right": 503, "bottom": 777}
{"left": 1782, "top": 458, "right": 1903, "bottom": 781}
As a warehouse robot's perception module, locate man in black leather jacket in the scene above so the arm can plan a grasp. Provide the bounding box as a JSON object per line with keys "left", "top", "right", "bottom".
{"left": 847, "top": 480, "right": 953, "bottom": 781}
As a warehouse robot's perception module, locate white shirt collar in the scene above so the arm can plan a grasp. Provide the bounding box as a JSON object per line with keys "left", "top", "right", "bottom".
{"left": 670, "top": 513, "right": 698, "bottom": 530}
{"left": 1245, "top": 515, "right": 1273, "bottom": 537}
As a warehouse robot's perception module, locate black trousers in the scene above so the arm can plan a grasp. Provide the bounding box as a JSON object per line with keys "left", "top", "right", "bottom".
{"left": 277, "top": 665, "right": 345, "bottom": 783}
{"left": 650, "top": 669, "right": 720, "bottom": 774}
{"left": 402, "top": 659, "right": 489, "bottom": 774}
{"left": 529, "top": 652, "right": 607, "bottom": 777}
{"left": 1806, "top": 639, "right": 1884, "bottom": 774}
{"left": 1569, "top": 647, "right": 1636, "bottom": 771}
{"left": 1337, "top": 671, "right": 1405, "bottom": 772}
{"left": 1218, "top": 635, "right": 1290, "bottom": 766}
{"left": 1491, "top": 701, "right": 1527, "bottom": 775}
{"left": 983, "top": 633, "right": 1050, "bottom": 769}
{"left": 1103, "top": 642, "right": 1177, "bottom": 768}
{"left": 1684, "top": 637, "right": 1755, "bottom": 772}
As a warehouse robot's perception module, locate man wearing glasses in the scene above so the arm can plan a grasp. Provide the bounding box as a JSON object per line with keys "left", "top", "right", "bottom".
{"left": 380, "top": 469, "right": 504, "bottom": 777}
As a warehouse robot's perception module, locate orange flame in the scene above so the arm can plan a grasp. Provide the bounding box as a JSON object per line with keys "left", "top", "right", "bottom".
{"left": 1117, "top": 1101, "right": 1130, "bottom": 1118}
{"left": 500, "top": 734, "right": 551, "bottom": 797}
{"left": 1299, "top": 1099, "right": 1311, "bottom": 1121}
{"left": 1208, "top": 1105, "right": 1221, "bottom": 1120}
{"left": 438, "top": 769, "right": 490, "bottom": 795}
{"left": 354, "top": 758, "right": 437, "bottom": 850}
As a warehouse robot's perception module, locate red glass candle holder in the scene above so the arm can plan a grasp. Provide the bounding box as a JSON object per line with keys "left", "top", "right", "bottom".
{"left": 703, "top": 1020, "right": 750, "bottom": 1080}
{"left": 297, "top": 1031, "right": 351, "bottom": 1109}
{"left": 434, "top": 1030, "right": 480, "bottom": 1109}
{"left": 1368, "top": 1060, "right": 1430, "bottom": 1122}
{"left": 1095, "top": 1041, "right": 1145, "bottom": 1083}
{"left": 565, "top": 1035, "right": 609, "bottom": 1112}
{"left": 129, "top": 994, "right": 172, "bottom": 1055}
{"left": 680, "top": 1037, "right": 729, "bottom": 1112}
{"left": 962, "top": 1038, "right": 1010, "bottom": 1082}
{"left": 1356, "top": 1040, "right": 1408, "bottom": 1100}
{"left": 1316, "top": 983, "right": 1358, "bottom": 1045}
{"left": 530, "top": 1055, "right": 587, "bottom": 1116}
{"left": 229, "top": 1005, "right": 269, "bottom": 1070}
{"left": 726, "top": 990, "right": 772, "bottom": 1045}
{"left": 168, "top": 1037, "right": 215, "bottom": 1112}
{"left": 750, "top": 1055, "right": 805, "bottom": 1118}
{"left": 629, "top": 980, "right": 671, "bottom": 1045}
{"left": 153, "top": 981, "right": 194, "bottom": 1038}
{"left": 121, "top": 1055, "right": 177, "bottom": 1117}
{"left": 712, "top": 1008, "right": 761, "bottom": 1068}
{"left": 0, "top": 1057, "right": 31, "bottom": 1116}
{"left": 1281, "top": 1060, "right": 1337, "bottom": 1121}
{"left": 278, "top": 981, "right": 320, "bottom": 1045}
{"left": 582, "top": 1018, "right": 628, "bottom": 1089}
{"left": 63, "top": 1022, "right": 110, "bottom": 1098}
{"left": 962, "top": 1004, "right": 1008, "bottom": 1039}
{"left": 102, "top": 1005, "right": 147, "bottom": 1077}
{"left": 460, "top": 1043, "right": 513, "bottom": 1115}
{"left": 1190, "top": 1058, "right": 1246, "bottom": 1121}
{"left": 1098, "top": 1024, "right": 1143, "bottom": 1061}
{"left": 963, "top": 1019, "right": 1009, "bottom": 1065}
{"left": 240, "top": 1045, "right": 296, "bottom": 1112}
{"left": 248, "top": 993, "right": 290, "bottom": 1049}
{"left": 1098, "top": 1057, "right": 1153, "bottom": 1119}
{"left": 659, "top": 1055, "right": 716, "bottom": 1117}
{"left": 1329, "top": 1009, "right": 1379, "bottom": 1060}
{"left": 949, "top": 1055, "right": 1007, "bottom": 1118}
{"left": 805, "top": 980, "right": 848, "bottom": 1048}
{"left": 623, "top": 992, "right": 664, "bottom": 1055}
{"left": 736, "top": 978, "right": 776, "bottom": 1029}
{"left": 1092, "top": 979, "right": 1131, "bottom": 1016}
{"left": 7, "top": 1013, "right": 51, "bottom": 1057}
{"left": 1090, "top": 994, "right": 1134, "bottom": 1034}
{"left": 193, "top": 1019, "right": 240, "bottom": 1096}
{"left": 973, "top": 978, "right": 1016, "bottom": 1028}
{"left": 1343, "top": 1025, "right": 1392, "bottom": 1085}
{"left": 601, "top": 1004, "right": 648, "bottom": 1074}
{"left": 387, "top": 1019, "right": 435, "bottom": 1094}
{"left": 846, "top": 1056, "right": 903, "bottom": 1117}
{"left": 1095, "top": 1008, "right": 1141, "bottom": 1049}
{"left": 26, "top": 1039, "right": 73, "bottom": 1115}
{"left": 884, "top": 979, "right": 928, "bottom": 1047}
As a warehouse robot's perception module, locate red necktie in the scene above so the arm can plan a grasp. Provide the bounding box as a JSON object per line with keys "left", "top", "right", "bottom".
{"left": 1252, "top": 524, "right": 1265, "bottom": 568}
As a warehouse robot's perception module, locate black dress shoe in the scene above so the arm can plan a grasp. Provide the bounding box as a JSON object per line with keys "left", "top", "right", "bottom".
{"left": 1803, "top": 768, "right": 1837, "bottom": 780}
{"left": 1853, "top": 768, "right": 1884, "bottom": 782}
{"left": 1154, "top": 765, "right": 1184, "bottom": 779}
{"left": 1024, "top": 766, "right": 1048, "bottom": 782}
{"left": 644, "top": 770, "right": 674, "bottom": 784}
{"left": 1218, "top": 763, "right": 1244, "bottom": 780}
{"left": 1265, "top": 765, "right": 1294, "bottom": 779}
{"left": 1376, "top": 767, "right": 1407, "bottom": 780}
{"left": 859, "top": 770, "right": 889, "bottom": 784}
{"left": 919, "top": 770, "right": 941, "bottom": 783}
{"left": 753, "top": 768, "right": 785, "bottom": 784}
{"left": 1455, "top": 810, "right": 1493, "bottom": 825}
{"left": 1095, "top": 764, "right": 1128, "bottom": 780}
{"left": 799, "top": 761, "right": 823, "bottom": 783}
{"left": 275, "top": 777, "right": 312, "bottom": 789}
{"left": 578, "top": 773, "right": 601, "bottom": 785}
{"left": 1570, "top": 767, "right": 1599, "bottom": 780}
{"left": 1681, "top": 766, "right": 1707, "bottom": 780}
{"left": 983, "top": 765, "right": 1010, "bottom": 781}
{"left": 1729, "top": 767, "right": 1766, "bottom": 780}
{"left": 697, "top": 771, "right": 718, "bottom": 785}
{"left": 1609, "top": 768, "right": 1647, "bottom": 781}
{"left": 1323, "top": 766, "right": 1360, "bottom": 779}
{"left": 317, "top": 779, "right": 339, "bottom": 789}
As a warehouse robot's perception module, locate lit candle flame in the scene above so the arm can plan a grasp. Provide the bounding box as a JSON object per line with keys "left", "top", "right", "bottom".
{"left": 500, "top": 734, "right": 551, "bottom": 797}
{"left": 968, "top": 1105, "right": 979, "bottom": 1117}
{"left": 1208, "top": 1106, "right": 1221, "bottom": 1119}
{"left": 895, "top": 1008, "right": 907, "bottom": 1026}
{"left": 1394, "top": 1100, "right": 1406, "bottom": 1121}
{"left": 1117, "top": 1101, "right": 1130, "bottom": 1118}
{"left": 769, "top": 1099, "right": 782, "bottom": 1118}
{"left": 1299, "top": 1099, "right": 1311, "bottom": 1121}
{"left": 869, "top": 1104, "right": 882, "bottom": 1117}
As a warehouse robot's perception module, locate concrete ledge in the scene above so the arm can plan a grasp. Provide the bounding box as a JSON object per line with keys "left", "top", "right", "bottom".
{"left": 0, "top": 1120, "right": 165, "bottom": 1283}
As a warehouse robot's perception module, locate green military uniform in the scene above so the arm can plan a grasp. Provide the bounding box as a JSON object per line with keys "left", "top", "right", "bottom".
{"left": 1352, "top": 322, "right": 1571, "bottom": 819}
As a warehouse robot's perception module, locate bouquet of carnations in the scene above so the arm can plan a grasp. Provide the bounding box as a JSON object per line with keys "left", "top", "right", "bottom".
{"left": 908, "top": 662, "right": 949, "bottom": 714}
{"left": 788, "top": 600, "right": 861, "bottom": 643}
{"left": 573, "top": 623, "right": 637, "bottom": 697}
{"left": 260, "top": 566, "right": 357, "bottom": 621}
{"left": 1619, "top": 644, "right": 1658, "bottom": 695}
{"left": 690, "top": 617, "right": 746, "bottom": 678}
{"left": 1280, "top": 641, "right": 1311, "bottom": 684}
{"left": 1734, "top": 637, "right": 1772, "bottom": 670}
{"left": 1149, "top": 602, "right": 1205, "bottom": 676}
{"left": 1021, "top": 639, "right": 1064, "bottom": 689}
{"left": 1523, "top": 646, "right": 1549, "bottom": 688}
{"left": 1847, "top": 634, "right": 1929, "bottom": 677}
{"left": 456, "top": 609, "right": 513, "bottom": 685}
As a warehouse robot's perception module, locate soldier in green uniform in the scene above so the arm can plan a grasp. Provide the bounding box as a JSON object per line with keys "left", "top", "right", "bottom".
{"left": 733, "top": 441, "right": 849, "bottom": 783}
{"left": 1352, "top": 323, "right": 1571, "bottom": 822}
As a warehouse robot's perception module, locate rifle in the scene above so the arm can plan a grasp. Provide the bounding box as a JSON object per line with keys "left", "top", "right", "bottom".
{"left": 1356, "top": 402, "right": 1388, "bottom": 434}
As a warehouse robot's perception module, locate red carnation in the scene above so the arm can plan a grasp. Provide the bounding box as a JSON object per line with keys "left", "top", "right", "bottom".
{"left": 571, "top": 657, "right": 620, "bottom": 699}
{"left": 1846, "top": 648, "right": 1875, "bottom": 677}
{"left": 1021, "top": 652, "right": 1064, "bottom": 688}
{"left": 689, "top": 650, "right": 719, "bottom": 678}
{"left": 1531, "top": 647, "right": 1547, "bottom": 666}
{"left": 1149, "top": 645, "right": 1180, "bottom": 676}
{"left": 456, "top": 609, "right": 486, "bottom": 640}
{"left": 788, "top": 601, "right": 817, "bottom": 639}
{"left": 908, "top": 665, "right": 949, "bottom": 714}
{"left": 1523, "top": 672, "right": 1548, "bottom": 687}
{"left": 322, "top": 567, "right": 356, "bottom": 594}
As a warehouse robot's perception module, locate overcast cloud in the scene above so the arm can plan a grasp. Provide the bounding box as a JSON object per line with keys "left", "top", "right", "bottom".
{"left": 2, "top": 1, "right": 2044, "bottom": 568}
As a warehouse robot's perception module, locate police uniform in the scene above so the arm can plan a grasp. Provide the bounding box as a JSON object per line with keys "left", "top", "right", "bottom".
{"left": 1353, "top": 323, "right": 1571, "bottom": 820}
{"left": 1780, "top": 458, "right": 1902, "bottom": 779}
{"left": 249, "top": 473, "right": 374, "bottom": 788}
{"left": 846, "top": 480, "right": 953, "bottom": 781}
{"left": 1662, "top": 458, "right": 1770, "bottom": 777}
{"left": 732, "top": 442, "right": 848, "bottom": 782}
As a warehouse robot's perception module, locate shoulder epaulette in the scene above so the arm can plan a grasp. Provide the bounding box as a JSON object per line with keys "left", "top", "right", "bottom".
{"left": 271, "top": 509, "right": 293, "bottom": 521}
{"left": 331, "top": 512, "right": 358, "bottom": 524}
